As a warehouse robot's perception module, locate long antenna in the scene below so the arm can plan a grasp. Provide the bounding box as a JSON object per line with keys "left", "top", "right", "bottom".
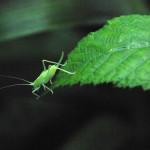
{"left": 56, "top": 51, "right": 64, "bottom": 67}
{"left": 0, "top": 84, "right": 31, "bottom": 90}
{"left": 0, "top": 75, "right": 31, "bottom": 83}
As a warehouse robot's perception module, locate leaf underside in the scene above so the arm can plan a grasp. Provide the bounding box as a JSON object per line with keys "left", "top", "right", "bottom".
{"left": 53, "top": 14, "right": 150, "bottom": 90}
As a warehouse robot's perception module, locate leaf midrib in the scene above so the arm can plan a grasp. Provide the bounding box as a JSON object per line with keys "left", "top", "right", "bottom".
{"left": 80, "top": 45, "right": 150, "bottom": 84}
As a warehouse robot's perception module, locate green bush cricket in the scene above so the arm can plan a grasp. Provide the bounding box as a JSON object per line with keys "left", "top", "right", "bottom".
{"left": 0, "top": 52, "right": 75, "bottom": 99}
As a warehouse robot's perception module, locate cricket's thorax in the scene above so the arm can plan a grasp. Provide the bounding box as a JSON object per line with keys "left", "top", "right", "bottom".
{"left": 33, "top": 65, "right": 57, "bottom": 88}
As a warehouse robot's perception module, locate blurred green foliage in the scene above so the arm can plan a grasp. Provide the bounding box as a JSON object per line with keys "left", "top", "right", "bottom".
{"left": 0, "top": 0, "right": 149, "bottom": 42}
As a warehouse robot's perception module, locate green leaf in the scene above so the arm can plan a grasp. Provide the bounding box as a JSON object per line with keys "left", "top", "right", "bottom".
{"left": 53, "top": 14, "right": 150, "bottom": 90}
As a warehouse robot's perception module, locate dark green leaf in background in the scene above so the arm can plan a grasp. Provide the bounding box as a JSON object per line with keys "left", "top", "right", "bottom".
{"left": 0, "top": 0, "right": 149, "bottom": 42}
{"left": 53, "top": 15, "right": 150, "bottom": 90}
{"left": 60, "top": 116, "right": 130, "bottom": 150}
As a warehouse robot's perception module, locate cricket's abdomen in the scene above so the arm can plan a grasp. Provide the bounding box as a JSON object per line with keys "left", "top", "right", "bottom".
{"left": 33, "top": 66, "right": 57, "bottom": 88}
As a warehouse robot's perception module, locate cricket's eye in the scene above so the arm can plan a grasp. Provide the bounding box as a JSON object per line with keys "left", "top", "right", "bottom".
{"left": 48, "top": 65, "right": 52, "bottom": 68}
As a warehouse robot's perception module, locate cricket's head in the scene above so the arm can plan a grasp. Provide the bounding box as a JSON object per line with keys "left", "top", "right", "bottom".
{"left": 48, "top": 65, "right": 58, "bottom": 74}
{"left": 48, "top": 65, "right": 57, "bottom": 69}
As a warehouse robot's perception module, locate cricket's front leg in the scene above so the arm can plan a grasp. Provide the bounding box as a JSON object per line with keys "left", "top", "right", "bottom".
{"left": 42, "top": 84, "right": 53, "bottom": 94}
{"left": 50, "top": 80, "right": 53, "bottom": 84}
{"left": 42, "top": 59, "right": 66, "bottom": 67}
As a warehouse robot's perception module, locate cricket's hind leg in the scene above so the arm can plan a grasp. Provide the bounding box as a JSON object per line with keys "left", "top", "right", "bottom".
{"left": 32, "top": 86, "right": 40, "bottom": 99}
{"left": 56, "top": 67, "right": 75, "bottom": 74}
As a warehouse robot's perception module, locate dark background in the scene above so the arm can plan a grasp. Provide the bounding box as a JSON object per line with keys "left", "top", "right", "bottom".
{"left": 0, "top": 0, "right": 150, "bottom": 150}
